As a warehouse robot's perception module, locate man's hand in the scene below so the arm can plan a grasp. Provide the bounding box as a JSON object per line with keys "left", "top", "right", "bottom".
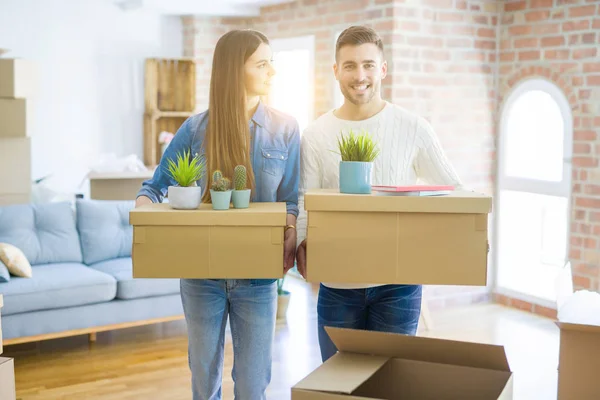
{"left": 296, "top": 239, "right": 307, "bottom": 279}
{"left": 283, "top": 228, "right": 297, "bottom": 274}
{"left": 135, "top": 196, "right": 152, "bottom": 208}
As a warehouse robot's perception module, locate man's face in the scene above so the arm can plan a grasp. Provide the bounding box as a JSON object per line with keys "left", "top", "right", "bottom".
{"left": 334, "top": 43, "right": 387, "bottom": 106}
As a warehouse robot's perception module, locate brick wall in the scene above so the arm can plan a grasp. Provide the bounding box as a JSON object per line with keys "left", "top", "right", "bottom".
{"left": 494, "top": 0, "right": 600, "bottom": 318}
{"left": 182, "top": 0, "right": 600, "bottom": 313}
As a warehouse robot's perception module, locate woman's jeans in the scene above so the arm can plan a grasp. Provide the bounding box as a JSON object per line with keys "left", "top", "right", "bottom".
{"left": 180, "top": 278, "right": 277, "bottom": 400}
{"left": 317, "top": 283, "right": 422, "bottom": 362}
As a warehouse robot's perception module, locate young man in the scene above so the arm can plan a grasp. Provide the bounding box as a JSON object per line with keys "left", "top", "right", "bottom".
{"left": 295, "top": 25, "right": 465, "bottom": 362}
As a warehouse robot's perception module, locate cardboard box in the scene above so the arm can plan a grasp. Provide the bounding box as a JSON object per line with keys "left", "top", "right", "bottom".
{"left": 89, "top": 170, "right": 155, "bottom": 201}
{"left": 130, "top": 202, "right": 286, "bottom": 279}
{"left": 0, "top": 193, "right": 30, "bottom": 207}
{"left": 292, "top": 327, "right": 513, "bottom": 399}
{"left": 556, "top": 322, "right": 600, "bottom": 399}
{"left": 304, "top": 189, "right": 492, "bottom": 285}
{"left": 0, "top": 58, "right": 36, "bottom": 99}
{"left": 0, "top": 357, "right": 16, "bottom": 400}
{"left": 0, "top": 98, "right": 33, "bottom": 138}
{"left": 0, "top": 138, "right": 31, "bottom": 194}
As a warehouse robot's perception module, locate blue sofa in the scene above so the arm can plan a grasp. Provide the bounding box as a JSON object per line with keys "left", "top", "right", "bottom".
{"left": 0, "top": 199, "right": 183, "bottom": 344}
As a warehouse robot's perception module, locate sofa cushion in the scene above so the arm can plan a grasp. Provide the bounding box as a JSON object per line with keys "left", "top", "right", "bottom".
{"left": 90, "top": 257, "right": 180, "bottom": 300}
{"left": 0, "top": 202, "right": 83, "bottom": 265}
{"left": 0, "top": 263, "right": 116, "bottom": 316}
{"left": 77, "top": 199, "right": 134, "bottom": 265}
{"left": 0, "top": 261, "right": 9, "bottom": 282}
{"left": 0, "top": 242, "right": 32, "bottom": 277}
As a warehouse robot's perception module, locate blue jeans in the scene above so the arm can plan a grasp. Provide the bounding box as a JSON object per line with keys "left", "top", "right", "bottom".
{"left": 317, "top": 284, "right": 422, "bottom": 362}
{"left": 180, "top": 279, "right": 277, "bottom": 400}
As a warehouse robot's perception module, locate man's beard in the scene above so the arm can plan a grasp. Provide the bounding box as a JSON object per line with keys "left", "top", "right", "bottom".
{"left": 340, "top": 81, "right": 377, "bottom": 106}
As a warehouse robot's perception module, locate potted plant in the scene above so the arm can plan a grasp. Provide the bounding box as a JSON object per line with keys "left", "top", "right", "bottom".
{"left": 276, "top": 275, "right": 291, "bottom": 320}
{"left": 232, "top": 165, "right": 251, "bottom": 209}
{"left": 335, "top": 129, "right": 380, "bottom": 194}
{"left": 165, "top": 149, "right": 205, "bottom": 209}
{"left": 210, "top": 170, "right": 232, "bottom": 210}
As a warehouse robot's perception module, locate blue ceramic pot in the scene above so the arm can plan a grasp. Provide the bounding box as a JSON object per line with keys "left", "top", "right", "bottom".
{"left": 210, "top": 189, "right": 232, "bottom": 210}
{"left": 232, "top": 189, "right": 251, "bottom": 209}
{"left": 339, "top": 161, "right": 373, "bottom": 194}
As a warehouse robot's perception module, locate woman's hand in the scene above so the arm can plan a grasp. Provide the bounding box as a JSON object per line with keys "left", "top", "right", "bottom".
{"left": 283, "top": 227, "right": 297, "bottom": 274}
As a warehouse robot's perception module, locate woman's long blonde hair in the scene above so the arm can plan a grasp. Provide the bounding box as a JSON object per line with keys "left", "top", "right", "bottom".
{"left": 202, "top": 29, "right": 269, "bottom": 203}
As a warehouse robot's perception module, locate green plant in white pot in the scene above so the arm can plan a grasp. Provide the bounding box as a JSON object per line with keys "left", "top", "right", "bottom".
{"left": 232, "top": 165, "right": 251, "bottom": 209}
{"left": 335, "top": 129, "right": 380, "bottom": 194}
{"left": 165, "top": 149, "right": 205, "bottom": 209}
{"left": 210, "top": 170, "right": 232, "bottom": 210}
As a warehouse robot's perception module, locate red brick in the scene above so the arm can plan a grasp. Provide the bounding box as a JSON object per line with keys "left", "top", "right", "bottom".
{"left": 526, "top": 10, "right": 551, "bottom": 21}
{"left": 473, "top": 15, "right": 488, "bottom": 25}
{"left": 515, "top": 37, "right": 540, "bottom": 48}
{"left": 509, "top": 25, "right": 532, "bottom": 35}
{"left": 541, "top": 36, "right": 566, "bottom": 46}
{"left": 533, "top": 23, "right": 561, "bottom": 34}
{"left": 366, "top": 9, "right": 383, "bottom": 19}
{"left": 544, "top": 49, "right": 570, "bottom": 60}
{"left": 398, "top": 21, "right": 420, "bottom": 31}
{"left": 573, "top": 275, "right": 591, "bottom": 289}
{"left": 407, "top": 36, "right": 444, "bottom": 47}
{"left": 574, "top": 143, "right": 592, "bottom": 154}
{"left": 500, "top": 52, "right": 515, "bottom": 62}
{"left": 586, "top": 185, "right": 600, "bottom": 195}
{"left": 594, "top": 19, "right": 600, "bottom": 29}
{"left": 505, "top": 1, "right": 526, "bottom": 11}
{"left": 563, "top": 20, "right": 590, "bottom": 31}
{"left": 583, "top": 33, "right": 597, "bottom": 44}
{"left": 437, "top": 12, "right": 464, "bottom": 22}
{"left": 573, "top": 48, "right": 598, "bottom": 59}
{"left": 422, "top": 0, "right": 453, "bottom": 7}
{"left": 530, "top": 0, "right": 554, "bottom": 7}
{"left": 534, "top": 305, "right": 557, "bottom": 320}
{"left": 519, "top": 50, "right": 541, "bottom": 61}
{"left": 573, "top": 157, "right": 599, "bottom": 167}
{"left": 576, "top": 197, "right": 600, "bottom": 209}
{"left": 477, "top": 28, "right": 495, "bottom": 38}
{"left": 446, "top": 38, "right": 472, "bottom": 48}
{"left": 476, "top": 40, "right": 496, "bottom": 50}
{"left": 569, "top": 5, "right": 597, "bottom": 18}
{"left": 587, "top": 75, "right": 600, "bottom": 85}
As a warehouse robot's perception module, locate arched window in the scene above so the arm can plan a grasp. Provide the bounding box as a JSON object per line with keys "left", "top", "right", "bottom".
{"left": 495, "top": 78, "right": 573, "bottom": 305}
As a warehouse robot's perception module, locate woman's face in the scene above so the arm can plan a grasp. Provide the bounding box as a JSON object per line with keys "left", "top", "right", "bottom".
{"left": 244, "top": 43, "right": 276, "bottom": 97}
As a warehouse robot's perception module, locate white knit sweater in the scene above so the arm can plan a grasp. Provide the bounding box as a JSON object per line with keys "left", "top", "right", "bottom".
{"left": 296, "top": 101, "right": 465, "bottom": 289}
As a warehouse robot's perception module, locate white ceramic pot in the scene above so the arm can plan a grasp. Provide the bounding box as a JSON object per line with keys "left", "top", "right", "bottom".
{"left": 167, "top": 185, "right": 202, "bottom": 210}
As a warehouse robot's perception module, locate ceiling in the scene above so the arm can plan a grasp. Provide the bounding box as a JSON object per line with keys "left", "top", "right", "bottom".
{"left": 112, "top": 0, "right": 295, "bottom": 16}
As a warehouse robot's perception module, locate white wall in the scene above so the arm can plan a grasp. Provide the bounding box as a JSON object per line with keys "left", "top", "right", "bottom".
{"left": 0, "top": 0, "right": 182, "bottom": 194}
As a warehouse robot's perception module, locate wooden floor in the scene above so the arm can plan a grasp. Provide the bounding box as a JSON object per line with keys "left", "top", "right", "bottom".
{"left": 4, "top": 276, "right": 560, "bottom": 399}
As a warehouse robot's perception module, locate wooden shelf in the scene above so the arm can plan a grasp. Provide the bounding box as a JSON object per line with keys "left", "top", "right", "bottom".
{"left": 143, "top": 58, "right": 197, "bottom": 166}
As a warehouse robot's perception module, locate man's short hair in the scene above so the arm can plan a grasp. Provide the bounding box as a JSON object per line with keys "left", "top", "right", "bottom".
{"left": 335, "top": 25, "right": 384, "bottom": 62}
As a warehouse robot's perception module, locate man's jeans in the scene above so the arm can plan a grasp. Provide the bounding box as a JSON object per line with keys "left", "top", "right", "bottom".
{"left": 180, "top": 279, "right": 277, "bottom": 400}
{"left": 317, "top": 283, "right": 422, "bottom": 362}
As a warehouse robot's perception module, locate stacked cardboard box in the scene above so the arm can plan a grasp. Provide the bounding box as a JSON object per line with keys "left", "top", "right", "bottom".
{"left": 0, "top": 58, "right": 35, "bottom": 206}
{"left": 0, "top": 295, "right": 17, "bottom": 400}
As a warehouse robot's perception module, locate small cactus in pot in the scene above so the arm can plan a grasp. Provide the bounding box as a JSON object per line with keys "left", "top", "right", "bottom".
{"left": 210, "top": 170, "right": 232, "bottom": 210}
{"left": 232, "top": 165, "right": 251, "bottom": 209}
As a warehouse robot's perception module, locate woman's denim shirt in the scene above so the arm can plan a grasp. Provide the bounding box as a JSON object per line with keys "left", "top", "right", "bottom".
{"left": 137, "top": 101, "right": 300, "bottom": 285}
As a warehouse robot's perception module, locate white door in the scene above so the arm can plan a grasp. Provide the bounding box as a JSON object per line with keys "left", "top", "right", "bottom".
{"left": 267, "top": 35, "right": 315, "bottom": 134}
{"left": 495, "top": 79, "right": 573, "bottom": 306}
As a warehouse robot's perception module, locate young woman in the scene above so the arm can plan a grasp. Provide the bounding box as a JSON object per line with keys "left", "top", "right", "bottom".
{"left": 136, "top": 29, "right": 300, "bottom": 400}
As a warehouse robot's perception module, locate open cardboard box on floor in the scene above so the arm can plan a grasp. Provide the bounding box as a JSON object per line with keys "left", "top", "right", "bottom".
{"left": 303, "top": 189, "right": 492, "bottom": 286}
{"left": 292, "top": 327, "right": 513, "bottom": 399}
{"left": 556, "top": 322, "right": 600, "bottom": 399}
{"left": 129, "top": 202, "right": 286, "bottom": 279}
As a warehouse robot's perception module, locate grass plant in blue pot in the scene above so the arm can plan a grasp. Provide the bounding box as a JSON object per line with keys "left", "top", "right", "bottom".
{"left": 336, "top": 129, "right": 380, "bottom": 194}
